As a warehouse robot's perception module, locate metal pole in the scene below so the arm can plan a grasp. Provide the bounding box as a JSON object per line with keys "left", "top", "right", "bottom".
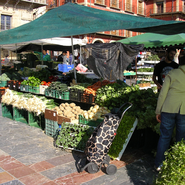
{"left": 0, "top": 46, "right": 1, "bottom": 75}
{"left": 80, "top": 46, "right": 82, "bottom": 64}
{"left": 41, "top": 44, "right": 43, "bottom": 65}
{"left": 71, "top": 36, "right": 77, "bottom": 83}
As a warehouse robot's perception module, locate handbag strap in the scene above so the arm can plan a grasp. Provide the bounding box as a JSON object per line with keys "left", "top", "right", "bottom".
{"left": 180, "top": 67, "right": 185, "bottom": 74}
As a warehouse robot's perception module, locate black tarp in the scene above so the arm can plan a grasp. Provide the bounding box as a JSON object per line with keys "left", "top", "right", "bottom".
{"left": 86, "top": 42, "right": 144, "bottom": 81}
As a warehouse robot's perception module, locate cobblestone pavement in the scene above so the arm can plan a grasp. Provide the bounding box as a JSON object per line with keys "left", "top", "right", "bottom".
{"left": 0, "top": 104, "right": 157, "bottom": 185}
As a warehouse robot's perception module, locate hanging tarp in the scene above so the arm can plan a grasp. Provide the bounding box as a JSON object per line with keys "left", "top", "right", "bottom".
{"left": 118, "top": 33, "right": 185, "bottom": 49}
{"left": 86, "top": 42, "right": 144, "bottom": 81}
{"left": 1, "top": 37, "right": 86, "bottom": 52}
{"left": 0, "top": 3, "right": 185, "bottom": 46}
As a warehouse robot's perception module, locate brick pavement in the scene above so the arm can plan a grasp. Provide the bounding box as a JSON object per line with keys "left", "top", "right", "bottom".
{"left": 0, "top": 104, "right": 157, "bottom": 185}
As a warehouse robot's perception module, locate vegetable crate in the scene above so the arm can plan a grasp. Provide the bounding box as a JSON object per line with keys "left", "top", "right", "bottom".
{"left": 45, "top": 119, "right": 60, "bottom": 138}
{"left": 0, "top": 88, "right": 6, "bottom": 103}
{"left": 58, "top": 115, "right": 71, "bottom": 125}
{"left": 69, "top": 89, "right": 82, "bottom": 102}
{"left": 32, "top": 86, "right": 40, "bottom": 94}
{"left": 1, "top": 103, "right": 13, "bottom": 119}
{"left": 55, "top": 122, "right": 95, "bottom": 152}
{"left": 7, "top": 81, "right": 20, "bottom": 91}
{"left": 20, "top": 85, "right": 29, "bottom": 92}
{"left": 45, "top": 89, "right": 56, "bottom": 98}
{"left": 28, "top": 112, "right": 45, "bottom": 130}
{"left": 56, "top": 91, "right": 70, "bottom": 100}
{"left": 0, "top": 81, "right": 7, "bottom": 87}
{"left": 78, "top": 115, "right": 103, "bottom": 127}
{"left": 39, "top": 85, "right": 48, "bottom": 95}
{"left": 28, "top": 86, "right": 33, "bottom": 93}
{"left": 80, "top": 92, "right": 96, "bottom": 104}
{"left": 44, "top": 109, "right": 58, "bottom": 121}
{"left": 13, "top": 107, "right": 28, "bottom": 124}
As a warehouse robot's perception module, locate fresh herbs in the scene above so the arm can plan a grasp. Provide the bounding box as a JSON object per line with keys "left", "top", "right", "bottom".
{"left": 55, "top": 122, "right": 94, "bottom": 151}
{"left": 108, "top": 113, "right": 136, "bottom": 159}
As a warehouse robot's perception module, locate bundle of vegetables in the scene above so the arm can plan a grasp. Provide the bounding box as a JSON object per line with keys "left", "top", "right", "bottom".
{"left": 55, "top": 122, "right": 94, "bottom": 151}
{"left": 108, "top": 112, "right": 136, "bottom": 159}
{"left": 0, "top": 73, "right": 11, "bottom": 81}
{"left": 84, "top": 80, "right": 116, "bottom": 96}
{"left": 52, "top": 102, "right": 84, "bottom": 121}
{"left": 47, "top": 81, "right": 68, "bottom": 92}
{"left": 1, "top": 89, "right": 57, "bottom": 115}
{"left": 95, "top": 82, "right": 136, "bottom": 108}
{"left": 82, "top": 104, "right": 110, "bottom": 120}
{"left": 41, "top": 81, "right": 51, "bottom": 86}
{"left": 137, "top": 68, "right": 154, "bottom": 72}
{"left": 18, "top": 67, "right": 34, "bottom": 77}
{"left": 48, "top": 75, "right": 59, "bottom": 82}
{"left": 21, "top": 76, "right": 41, "bottom": 87}
{"left": 69, "top": 85, "right": 86, "bottom": 91}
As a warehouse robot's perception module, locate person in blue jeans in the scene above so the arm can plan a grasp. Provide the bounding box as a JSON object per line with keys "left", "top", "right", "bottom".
{"left": 155, "top": 55, "right": 185, "bottom": 171}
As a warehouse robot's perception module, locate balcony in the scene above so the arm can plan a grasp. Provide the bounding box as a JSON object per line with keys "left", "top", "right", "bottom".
{"left": 149, "top": 6, "right": 185, "bottom": 18}
{"left": 2, "top": 0, "right": 47, "bottom": 9}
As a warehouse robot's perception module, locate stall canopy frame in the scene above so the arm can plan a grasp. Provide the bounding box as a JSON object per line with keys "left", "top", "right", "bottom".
{"left": 0, "top": 3, "right": 185, "bottom": 46}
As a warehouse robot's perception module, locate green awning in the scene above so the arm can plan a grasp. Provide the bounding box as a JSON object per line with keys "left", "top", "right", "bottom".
{"left": 117, "top": 33, "right": 185, "bottom": 48}
{"left": 0, "top": 3, "right": 185, "bottom": 45}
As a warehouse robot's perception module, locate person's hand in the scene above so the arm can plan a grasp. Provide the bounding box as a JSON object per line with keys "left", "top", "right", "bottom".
{"left": 157, "top": 83, "right": 162, "bottom": 90}
{"left": 156, "top": 114, "right": 161, "bottom": 123}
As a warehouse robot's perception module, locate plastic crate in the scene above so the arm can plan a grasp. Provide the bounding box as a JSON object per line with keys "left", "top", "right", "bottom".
{"left": 58, "top": 115, "right": 71, "bottom": 125}
{"left": 69, "top": 89, "right": 82, "bottom": 102}
{"left": 58, "top": 64, "right": 74, "bottom": 72}
{"left": 45, "top": 119, "right": 60, "bottom": 138}
{"left": 32, "top": 86, "right": 40, "bottom": 94}
{"left": 20, "top": 84, "right": 29, "bottom": 92}
{"left": 16, "top": 81, "right": 22, "bottom": 91}
{"left": 78, "top": 115, "right": 103, "bottom": 127}
{"left": 13, "top": 107, "right": 28, "bottom": 124}
{"left": 2, "top": 103, "right": 13, "bottom": 119}
{"left": 28, "top": 112, "right": 45, "bottom": 130}
{"left": 39, "top": 85, "right": 48, "bottom": 95}
{"left": 45, "top": 109, "right": 58, "bottom": 121}
{"left": 28, "top": 86, "right": 33, "bottom": 93}
{"left": 0, "top": 81, "right": 7, "bottom": 87}
{"left": 45, "top": 89, "right": 55, "bottom": 98}
{"left": 7, "top": 81, "right": 13, "bottom": 90}
{"left": 80, "top": 92, "right": 96, "bottom": 104}
{"left": 56, "top": 91, "right": 69, "bottom": 100}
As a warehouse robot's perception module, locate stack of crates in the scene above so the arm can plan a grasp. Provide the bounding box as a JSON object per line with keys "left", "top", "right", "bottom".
{"left": 28, "top": 112, "right": 45, "bottom": 130}
{"left": 2, "top": 103, "right": 13, "bottom": 119}
{"left": 45, "top": 109, "right": 60, "bottom": 138}
{"left": 13, "top": 107, "right": 28, "bottom": 124}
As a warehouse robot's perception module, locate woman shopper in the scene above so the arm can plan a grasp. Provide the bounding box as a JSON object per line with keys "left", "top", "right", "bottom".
{"left": 155, "top": 55, "right": 185, "bottom": 171}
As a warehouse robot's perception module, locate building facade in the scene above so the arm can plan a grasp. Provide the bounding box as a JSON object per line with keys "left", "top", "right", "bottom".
{"left": 48, "top": 0, "right": 146, "bottom": 43}
{"left": 146, "top": 0, "right": 185, "bottom": 21}
{"left": 0, "top": 0, "right": 47, "bottom": 58}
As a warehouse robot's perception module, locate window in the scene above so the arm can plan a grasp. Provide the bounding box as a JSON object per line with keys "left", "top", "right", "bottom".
{"left": 138, "top": 1, "right": 143, "bottom": 15}
{"left": 1, "top": 15, "right": 11, "bottom": 31}
{"left": 156, "top": 2, "right": 163, "bottom": 13}
{"left": 111, "top": 0, "right": 119, "bottom": 9}
{"left": 95, "top": 0, "right": 105, "bottom": 5}
{"left": 125, "top": 0, "right": 132, "bottom": 12}
{"left": 110, "top": 30, "right": 119, "bottom": 35}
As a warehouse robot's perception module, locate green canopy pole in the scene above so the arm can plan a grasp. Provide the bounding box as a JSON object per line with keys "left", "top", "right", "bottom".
{"left": 41, "top": 44, "right": 43, "bottom": 65}
{"left": 71, "top": 36, "right": 77, "bottom": 83}
{"left": 0, "top": 46, "right": 1, "bottom": 75}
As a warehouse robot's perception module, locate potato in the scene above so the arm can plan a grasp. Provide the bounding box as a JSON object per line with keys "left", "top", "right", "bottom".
{"left": 60, "top": 103, "right": 65, "bottom": 107}
{"left": 59, "top": 105, "right": 64, "bottom": 111}
{"left": 94, "top": 105, "right": 99, "bottom": 109}
{"left": 70, "top": 103, "right": 76, "bottom": 107}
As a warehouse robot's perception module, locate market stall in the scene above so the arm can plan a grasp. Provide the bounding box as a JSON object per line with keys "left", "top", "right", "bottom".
{"left": 1, "top": 2, "right": 184, "bottom": 175}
